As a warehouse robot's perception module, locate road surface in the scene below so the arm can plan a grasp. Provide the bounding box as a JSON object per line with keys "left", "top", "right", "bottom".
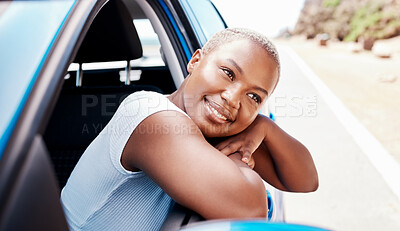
{"left": 268, "top": 46, "right": 400, "bottom": 231}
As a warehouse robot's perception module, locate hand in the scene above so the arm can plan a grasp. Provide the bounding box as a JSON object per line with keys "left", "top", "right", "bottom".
{"left": 226, "top": 152, "right": 256, "bottom": 169}
{"left": 215, "top": 115, "right": 267, "bottom": 167}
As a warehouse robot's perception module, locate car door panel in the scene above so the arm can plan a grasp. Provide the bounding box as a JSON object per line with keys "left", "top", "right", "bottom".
{"left": 0, "top": 136, "right": 68, "bottom": 231}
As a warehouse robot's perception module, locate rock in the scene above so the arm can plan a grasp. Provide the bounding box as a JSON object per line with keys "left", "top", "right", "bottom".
{"left": 347, "top": 42, "right": 362, "bottom": 53}
{"left": 372, "top": 42, "right": 392, "bottom": 58}
{"left": 378, "top": 74, "right": 397, "bottom": 83}
{"left": 316, "top": 33, "right": 330, "bottom": 46}
{"left": 359, "top": 37, "right": 375, "bottom": 51}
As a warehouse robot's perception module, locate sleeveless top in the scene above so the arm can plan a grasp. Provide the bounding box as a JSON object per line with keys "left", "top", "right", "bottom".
{"left": 61, "top": 91, "right": 187, "bottom": 231}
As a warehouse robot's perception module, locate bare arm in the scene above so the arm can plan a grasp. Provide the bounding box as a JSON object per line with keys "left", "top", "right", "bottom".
{"left": 216, "top": 114, "right": 318, "bottom": 192}
{"left": 254, "top": 115, "right": 318, "bottom": 192}
{"left": 121, "top": 111, "right": 267, "bottom": 219}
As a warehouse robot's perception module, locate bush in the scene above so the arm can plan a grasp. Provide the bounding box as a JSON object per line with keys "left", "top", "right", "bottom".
{"left": 344, "top": 2, "right": 384, "bottom": 41}
{"left": 323, "top": 0, "right": 341, "bottom": 8}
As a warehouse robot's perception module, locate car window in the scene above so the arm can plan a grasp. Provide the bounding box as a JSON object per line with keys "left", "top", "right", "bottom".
{"left": 133, "top": 19, "right": 164, "bottom": 67}
{"left": 67, "top": 19, "right": 168, "bottom": 85}
{"left": 179, "top": 0, "right": 226, "bottom": 46}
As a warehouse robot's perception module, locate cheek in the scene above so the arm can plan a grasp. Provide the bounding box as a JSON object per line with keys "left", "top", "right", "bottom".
{"left": 197, "top": 64, "right": 228, "bottom": 89}
{"left": 231, "top": 106, "right": 258, "bottom": 133}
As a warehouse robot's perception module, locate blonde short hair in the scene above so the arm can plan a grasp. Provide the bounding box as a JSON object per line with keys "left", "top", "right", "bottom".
{"left": 202, "top": 28, "right": 280, "bottom": 77}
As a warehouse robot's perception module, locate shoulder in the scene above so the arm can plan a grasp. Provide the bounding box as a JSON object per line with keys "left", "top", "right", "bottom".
{"left": 120, "top": 91, "right": 188, "bottom": 118}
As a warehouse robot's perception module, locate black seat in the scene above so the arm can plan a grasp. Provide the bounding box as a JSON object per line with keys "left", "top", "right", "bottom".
{"left": 43, "top": 0, "right": 163, "bottom": 188}
{"left": 74, "top": 0, "right": 142, "bottom": 64}
{"left": 44, "top": 85, "right": 163, "bottom": 187}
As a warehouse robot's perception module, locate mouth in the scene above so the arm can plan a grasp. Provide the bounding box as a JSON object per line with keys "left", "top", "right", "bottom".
{"left": 204, "top": 97, "right": 233, "bottom": 124}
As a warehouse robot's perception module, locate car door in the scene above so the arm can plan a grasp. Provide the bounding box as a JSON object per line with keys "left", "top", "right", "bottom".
{"left": 0, "top": 0, "right": 111, "bottom": 230}
{"left": 0, "top": 1, "right": 89, "bottom": 230}
{"left": 173, "top": 0, "right": 227, "bottom": 47}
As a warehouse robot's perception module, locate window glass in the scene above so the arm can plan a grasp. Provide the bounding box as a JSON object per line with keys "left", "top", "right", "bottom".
{"left": 67, "top": 19, "right": 165, "bottom": 73}
{"left": 133, "top": 19, "right": 165, "bottom": 67}
{"left": 181, "top": 0, "right": 226, "bottom": 46}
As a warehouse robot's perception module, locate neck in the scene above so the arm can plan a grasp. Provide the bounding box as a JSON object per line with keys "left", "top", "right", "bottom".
{"left": 167, "top": 76, "right": 189, "bottom": 112}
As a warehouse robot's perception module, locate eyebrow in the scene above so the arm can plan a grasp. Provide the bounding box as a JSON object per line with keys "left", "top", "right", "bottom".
{"left": 254, "top": 86, "right": 269, "bottom": 96}
{"left": 226, "top": 58, "right": 243, "bottom": 74}
{"left": 226, "top": 59, "right": 269, "bottom": 96}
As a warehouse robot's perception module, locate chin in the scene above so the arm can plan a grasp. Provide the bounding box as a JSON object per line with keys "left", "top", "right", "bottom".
{"left": 200, "top": 125, "right": 231, "bottom": 138}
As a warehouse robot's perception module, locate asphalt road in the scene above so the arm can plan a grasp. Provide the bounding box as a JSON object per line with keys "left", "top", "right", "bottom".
{"left": 268, "top": 46, "right": 400, "bottom": 231}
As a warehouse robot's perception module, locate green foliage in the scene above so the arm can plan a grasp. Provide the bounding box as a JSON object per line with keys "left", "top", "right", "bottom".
{"left": 323, "top": 0, "right": 341, "bottom": 8}
{"left": 344, "top": 2, "right": 384, "bottom": 41}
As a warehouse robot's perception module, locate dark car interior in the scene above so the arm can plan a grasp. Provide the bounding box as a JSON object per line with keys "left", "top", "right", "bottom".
{"left": 41, "top": 0, "right": 205, "bottom": 229}
{"left": 43, "top": 0, "right": 176, "bottom": 188}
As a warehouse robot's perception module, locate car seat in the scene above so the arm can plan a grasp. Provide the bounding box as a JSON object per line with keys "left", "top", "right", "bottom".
{"left": 43, "top": 0, "right": 163, "bottom": 188}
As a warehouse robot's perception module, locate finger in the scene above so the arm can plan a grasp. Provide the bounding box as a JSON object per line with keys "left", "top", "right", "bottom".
{"left": 247, "top": 157, "right": 255, "bottom": 169}
{"left": 214, "top": 139, "right": 233, "bottom": 150}
{"left": 219, "top": 143, "right": 241, "bottom": 156}
{"left": 240, "top": 148, "right": 252, "bottom": 164}
{"left": 241, "top": 150, "right": 252, "bottom": 164}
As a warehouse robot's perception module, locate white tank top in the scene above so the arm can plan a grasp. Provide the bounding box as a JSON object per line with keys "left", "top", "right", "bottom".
{"left": 61, "top": 91, "right": 187, "bottom": 231}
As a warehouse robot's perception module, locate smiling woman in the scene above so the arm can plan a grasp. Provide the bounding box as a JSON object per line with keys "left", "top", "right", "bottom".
{"left": 173, "top": 39, "right": 279, "bottom": 137}
{"left": 61, "top": 28, "right": 318, "bottom": 231}
{"left": 0, "top": 0, "right": 318, "bottom": 230}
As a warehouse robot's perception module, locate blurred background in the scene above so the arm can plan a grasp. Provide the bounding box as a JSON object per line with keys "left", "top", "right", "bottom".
{"left": 213, "top": 0, "right": 400, "bottom": 230}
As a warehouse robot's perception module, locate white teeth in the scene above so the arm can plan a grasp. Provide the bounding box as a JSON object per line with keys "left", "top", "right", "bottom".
{"left": 207, "top": 101, "right": 227, "bottom": 120}
{"left": 212, "top": 108, "right": 227, "bottom": 120}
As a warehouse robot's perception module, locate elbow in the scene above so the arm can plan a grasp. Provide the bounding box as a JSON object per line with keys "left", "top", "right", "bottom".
{"left": 207, "top": 169, "right": 267, "bottom": 219}
{"left": 291, "top": 171, "right": 319, "bottom": 193}
{"left": 301, "top": 151, "right": 319, "bottom": 192}
{"left": 299, "top": 161, "right": 319, "bottom": 192}
{"left": 311, "top": 174, "right": 319, "bottom": 191}
{"left": 247, "top": 200, "right": 268, "bottom": 218}
{"left": 201, "top": 179, "right": 267, "bottom": 220}
{"left": 241, "top": 205, "right": 267, "bottom": 219}
{"left": 233, "top": 191, "right": 266, "bottom": 219}
{"left": 239, "top": 171, "right": 268, "bottom": 218}
{"left": 304, "top": 175, "right": 319, "bottom": 192}
{"left": 307, "top": 167, "right": 319, "bottom": 192}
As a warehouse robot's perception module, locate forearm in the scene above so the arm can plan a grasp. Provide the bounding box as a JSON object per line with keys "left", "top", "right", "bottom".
{"left": 254, "top": 115, "right": 318, "bottom": 192}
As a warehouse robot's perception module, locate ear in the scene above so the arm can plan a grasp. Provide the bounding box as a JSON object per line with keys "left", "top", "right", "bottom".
{"left": 187, "top": 49, "right": 202, "bottom": 74}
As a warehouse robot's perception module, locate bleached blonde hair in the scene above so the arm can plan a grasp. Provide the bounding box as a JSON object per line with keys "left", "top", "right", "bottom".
{"left": 202, "top": 28, "right": 280, "bottom": 77}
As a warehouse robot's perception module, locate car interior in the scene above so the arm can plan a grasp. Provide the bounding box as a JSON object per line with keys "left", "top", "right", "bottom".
{"left": 43, "top": 0, "right": 179, "bottom": 188}
{"left": 39, "top": 0, "right": 214, "bottom": 228}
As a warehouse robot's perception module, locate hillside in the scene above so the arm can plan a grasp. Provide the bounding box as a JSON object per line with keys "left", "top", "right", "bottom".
{"left": 293, "top": 0, "right": 400, "bottom": 42}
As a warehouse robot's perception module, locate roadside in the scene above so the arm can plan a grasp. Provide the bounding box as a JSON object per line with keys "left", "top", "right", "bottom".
{"left": 271, "top": 46, "right": 400, "bottom": 231}
{"left": 273, "top": 36, "right": 400, "bottom": 164}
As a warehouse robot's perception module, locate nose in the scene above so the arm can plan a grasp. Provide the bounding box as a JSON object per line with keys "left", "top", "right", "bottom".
{"left": 221, "top": 86, "right": 240, "bottom": 109}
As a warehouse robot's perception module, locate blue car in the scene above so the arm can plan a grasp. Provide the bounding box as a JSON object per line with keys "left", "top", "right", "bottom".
{"left": 0, "top": 0, "right": 324, "bottom": 230}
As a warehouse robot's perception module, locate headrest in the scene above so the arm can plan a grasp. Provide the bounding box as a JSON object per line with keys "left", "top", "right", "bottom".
{"left": 74, "top": 0, "right": 143, "bottom": 63}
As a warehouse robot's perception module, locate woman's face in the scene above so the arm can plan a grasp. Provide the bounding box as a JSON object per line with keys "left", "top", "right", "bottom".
{"left": 183, "top": 39, "right": 279, "bottom": 137}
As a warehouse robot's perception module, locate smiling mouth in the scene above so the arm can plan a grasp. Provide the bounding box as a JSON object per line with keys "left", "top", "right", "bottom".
{"left": 204, "top": 98, "right": 233, "bottom": 123}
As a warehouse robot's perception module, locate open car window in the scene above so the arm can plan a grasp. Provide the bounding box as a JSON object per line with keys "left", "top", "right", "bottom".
{"left": 44, "top": 0, "right": 180, "bottom": 189}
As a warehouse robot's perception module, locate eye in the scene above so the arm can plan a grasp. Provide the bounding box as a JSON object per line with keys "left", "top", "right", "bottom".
{"left": 248, "top": 93, "right": 261, "bottom": 104}
{"left": 222, "top": 67, "right": 235, "bottom": 81}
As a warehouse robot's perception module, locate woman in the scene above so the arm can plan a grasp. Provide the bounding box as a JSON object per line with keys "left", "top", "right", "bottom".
{"left": 61, "top": 28, "right": 318, "bottom": 231}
